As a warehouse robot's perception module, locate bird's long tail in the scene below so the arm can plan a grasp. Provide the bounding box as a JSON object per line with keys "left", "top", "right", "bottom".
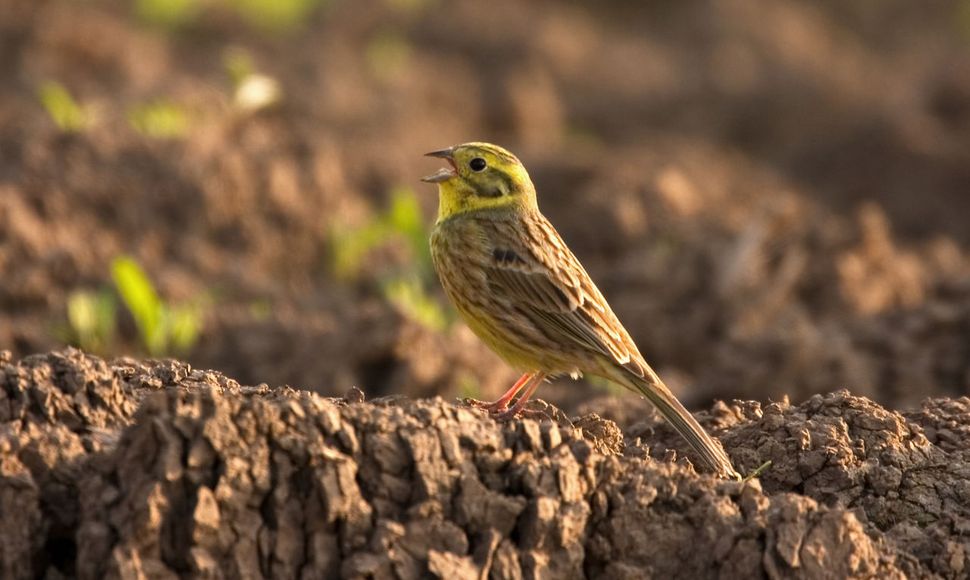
{"left": 611, "top": 368, "right": 738, "bottom": 479}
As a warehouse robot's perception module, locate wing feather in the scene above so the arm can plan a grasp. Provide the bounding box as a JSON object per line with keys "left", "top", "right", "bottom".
{"left": 480, "top": 213, "right": 646, "bottom": 376}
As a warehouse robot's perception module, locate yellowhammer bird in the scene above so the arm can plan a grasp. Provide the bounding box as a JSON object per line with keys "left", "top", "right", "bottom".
{"left": 422, "top": 142, "right": 738, "bottom": 479}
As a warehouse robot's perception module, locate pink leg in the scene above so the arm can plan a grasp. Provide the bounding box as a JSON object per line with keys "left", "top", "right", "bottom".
{"left": 493, "top": 373, "right": 546, "bottom": 421}
{"left": 466, "top": 372, "right": 534, "bottom": 412}
{"left": 491, "top": 373, "right": 534, "bottom": 409}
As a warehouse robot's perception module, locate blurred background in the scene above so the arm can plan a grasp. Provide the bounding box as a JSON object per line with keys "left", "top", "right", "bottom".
{"left": 1, "top": 0, "right": 969, "bottom": 412}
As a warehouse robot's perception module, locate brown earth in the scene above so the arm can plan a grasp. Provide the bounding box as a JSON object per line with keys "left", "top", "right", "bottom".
{"left": 2, "top": 2, "right": 970, "bottom": 576}
{"left": 3, "top": 348, "right": 970, "bottom": 578}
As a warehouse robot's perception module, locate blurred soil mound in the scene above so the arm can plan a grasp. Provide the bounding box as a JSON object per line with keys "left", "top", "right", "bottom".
{"left": 3, "top": 349, "right": 970, "bottom": 578}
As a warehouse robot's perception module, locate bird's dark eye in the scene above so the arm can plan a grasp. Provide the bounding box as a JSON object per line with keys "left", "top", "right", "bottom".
{"left": 469, "top": 157, "right": 487, "bottom": 172}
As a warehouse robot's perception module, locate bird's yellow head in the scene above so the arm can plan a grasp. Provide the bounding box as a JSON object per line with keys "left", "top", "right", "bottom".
{"left": 422, "top": 142, "right": 537, "bottom": 222}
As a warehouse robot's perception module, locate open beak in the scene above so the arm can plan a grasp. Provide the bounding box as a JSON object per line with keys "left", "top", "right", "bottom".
{"left": 421, "top": 147, "right": 457, "bottom": 183}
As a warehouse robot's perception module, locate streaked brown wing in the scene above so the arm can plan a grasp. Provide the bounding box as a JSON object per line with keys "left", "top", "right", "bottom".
{"left": 481, "top": 213, "right": 648, "bottom": 378}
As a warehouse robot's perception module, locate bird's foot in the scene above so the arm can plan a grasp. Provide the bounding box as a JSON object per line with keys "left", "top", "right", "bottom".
{"left": 461, "top": 397, "right": 509, "bottom": 413}
{"left": 461, "top": 397, "right": 547, "bottom": 421}
{"left": 492, "top": 406, "right": 551, "bottom": 422}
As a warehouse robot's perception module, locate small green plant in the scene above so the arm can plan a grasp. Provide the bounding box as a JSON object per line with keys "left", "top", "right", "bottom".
{"left": 135, "top": 0, "right": 200, "bottom": 28}
{"left": 385, "top": 185, "right": 433, "bottom": 273}
{"left": 132, "top": 0, "right": 329, "bottom": 34}
{"left": 383, "top": 277, "right": 447, "bottom": 332}
{"left": 128, "top": 101, "right": 189, "bottom": 138}
{"left": 38, "top": 82, "right": 91, "bottom": 133}
{"left": 331, "top": 217, "right": 389, "bottom": 281}
{"left": 111, "top": 256, "right": 205, "bottom": 356}
{"left": 331, "top": 186, "right": 431, "bottom": 280}
{"left": 66, "top": 290, "right": 117, "bottom": 354}
{"left": 62, "top": 257, "right": 206, "bottom": 356}
{"left": 742, "top": 460, "right": 773, "bottom": 483}
{"left": 225, "top": 0, "right": 327, "bottom": 32}
{"left": 331, "top": 187, "right": 450, "bottom": 330}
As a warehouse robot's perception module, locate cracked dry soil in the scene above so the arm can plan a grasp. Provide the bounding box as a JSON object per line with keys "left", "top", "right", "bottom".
{"left": 2, "top": 349, "right": 970, "bottom": 579}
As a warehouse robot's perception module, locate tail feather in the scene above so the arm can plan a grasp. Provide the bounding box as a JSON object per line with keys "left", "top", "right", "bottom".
{"left": 612, "top": 368, "right": 738, "bottom": 479}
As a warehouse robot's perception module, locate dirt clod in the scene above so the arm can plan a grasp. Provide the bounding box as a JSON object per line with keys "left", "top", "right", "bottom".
{"left": 2, "top": 349, "right": 969, "bottom": 577}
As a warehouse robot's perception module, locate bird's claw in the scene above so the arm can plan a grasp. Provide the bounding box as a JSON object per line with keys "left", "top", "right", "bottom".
{"left": 461, "top": 397, "right": 552, "bottom": 422}
{"left": 461, "top": 397, "right": 509, "bottom": 413}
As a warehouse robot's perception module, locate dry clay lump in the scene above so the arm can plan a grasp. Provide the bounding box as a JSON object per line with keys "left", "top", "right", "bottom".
{"left": 2, "top": 349, "right": 969, "bottom": 578}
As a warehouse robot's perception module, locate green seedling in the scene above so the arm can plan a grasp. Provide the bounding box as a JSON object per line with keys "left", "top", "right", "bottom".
{"left": 135, "top": 0, "right": 200, "bottom": 28}
{"left": 128, "top": 101, "right": 189, "bottom": 138}
{"left": 133, "top": 0, "right": 329, "bottom": 34}
{"left": 742, "top": 460, "right": 773, "bottom": 483}
{"left": 331, "top": 219, "right": 391, "bottom": 281}
{"left": 38, "top": 82, "right": 90, "bottom": 133}
{"left": 111, "top": 256, "right": 205, "bottom": 356}
{"left": 331, "top": 186, "right": 432, "bottom": 280}
{"left": 386, "top": 186, "right": 433, "bottom": 273}
{"left": 383, "top": 277, "right": 447, "bottom": 332}
{"left": 65, "top": 290, "right": 117, "bottom": 354}
{"left": 225, "top": 0, "right": 327, "bottom": 32}
{"left": 331, "top": 187, "right": 453, "bottom": 330}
